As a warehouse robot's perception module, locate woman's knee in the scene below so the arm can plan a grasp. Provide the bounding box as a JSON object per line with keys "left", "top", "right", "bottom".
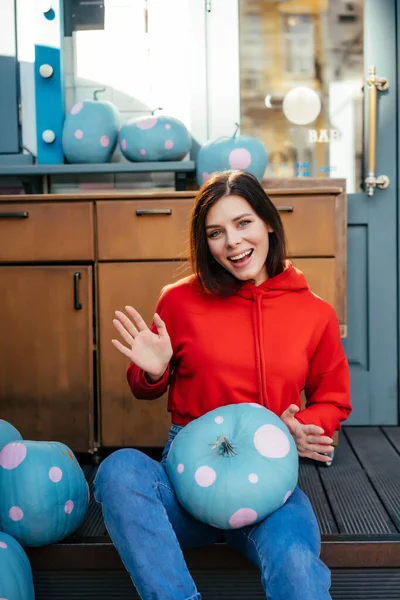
{"left": 94, "top": 448, "right": 147, "bottom": 497}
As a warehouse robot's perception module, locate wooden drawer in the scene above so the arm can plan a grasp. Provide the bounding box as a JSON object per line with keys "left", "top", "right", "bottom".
{"left": 0, "top": 202, "right": 94, "bottom": 262}
{"left": 292, "top": 258, "right": 336, "bottom": 311}
{"left": 272, "top": 195, "right": 336, "bottom": 257}
{"left": 96, "top": 199, "right": 193, "bottom": 260}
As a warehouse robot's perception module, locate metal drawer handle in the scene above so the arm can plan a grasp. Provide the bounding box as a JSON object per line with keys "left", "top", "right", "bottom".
{"left": 74, "top": 272, "right": 82, "bottom": 310}
{"left": 136, "top": 208, "right": 172, "bottom": 216}
{"left": 276, "top": 205, "right": 294, "bottom": 212}
{"left": 0, "top": 211, "right": 29, "bottom": 219}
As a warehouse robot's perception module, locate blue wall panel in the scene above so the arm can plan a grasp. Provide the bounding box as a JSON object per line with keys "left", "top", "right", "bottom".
{"left": 34, "top": 44, "right": 64, "bottom": 164}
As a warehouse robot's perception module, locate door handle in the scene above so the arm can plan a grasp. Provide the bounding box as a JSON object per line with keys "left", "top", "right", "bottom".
{"left": 364, "top": 65, "right": 390, "bottom": 196}
{"left": 136, "top": 208, "right": 172, "bottom": 216}
{"left": 73, "top": 272, "right": 82, "bottom": 310}
{"left": 0, "top": 211, "right": 29, "bottom": 219}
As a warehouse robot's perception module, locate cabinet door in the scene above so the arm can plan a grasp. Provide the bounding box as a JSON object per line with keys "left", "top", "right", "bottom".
{"left": 0, "top": 266, "right": 94, "bottom": 452}
{"left": 98, "top": 262, "right": 190, "bottom": 447}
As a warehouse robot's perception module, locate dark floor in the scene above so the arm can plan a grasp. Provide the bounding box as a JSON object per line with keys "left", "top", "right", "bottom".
{"left": 27, "top": 426, "right": 400, "bottom": 599}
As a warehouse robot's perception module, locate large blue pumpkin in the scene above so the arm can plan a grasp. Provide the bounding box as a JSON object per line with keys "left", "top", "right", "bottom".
{"left": 62, "top": 94, "right": 120, "bottom": 163}
{"left": 166, "top": 403, "right": 298, "bottom": 529}
{"left": 119, "top": 114, "right": 191, "bottom": 162}
{"left": 0, "top": 532, "right": 35, "bottom": 599}
{"left": 196, "top": 124, "right": 268, "bottom": 186}
{"left": 0, "top": 420, "right": 22, "bottom": 451}
{"left": 0, "top": 441, "right": 89, "bottom": 547}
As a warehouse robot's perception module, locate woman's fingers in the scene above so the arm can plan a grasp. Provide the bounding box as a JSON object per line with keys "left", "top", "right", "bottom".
{"left": 299, "top": 450, "right": 333, "bottom": 463}
{"left": 306, "top": 443, "right": 335, "bottom": 454}
{"left": 111, "top": 338, "right": 133, "bottom": 359}
{"left": 153, "top": 313, "right": 169, "bottom": 337}
{"left": 125, "top": 306, "right": 148, "bottom": 332}
{"left": 112, "top": 318, "right": 134, "bottom": 347}
{"left": 301, "top": 423, "right": 325, "bottom": 436}
{"left": 114, "top": 310, "right": 139, "bottom": 338}
{"left": 306, "top": 434, "right": 333, "bottom": 446}
{"left": 280, "top": 404, "right": 299, "bottom": 419}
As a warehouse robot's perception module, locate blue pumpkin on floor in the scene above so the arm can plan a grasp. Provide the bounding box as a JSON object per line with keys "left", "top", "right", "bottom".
{"left": 166, "top": 403, "right": 298, "bottom": 529}
{"left": 0, "top": 440, "right": 89, "bottom": 547}
{"left": 0, "top": 420, "right": 22, "bottom": 451}
{"left": 196, "top": 123, "right": 268, "bottom": 186}
{"left": 119, "top": 113, "right": 191, "bottom": 162}
{"left": 0, "top": 532, "right": 35, "bottom": 599}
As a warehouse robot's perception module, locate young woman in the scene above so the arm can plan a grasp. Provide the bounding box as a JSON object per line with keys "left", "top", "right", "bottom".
{"left": 94, "top": 170, "right": 351, "bottom": 600}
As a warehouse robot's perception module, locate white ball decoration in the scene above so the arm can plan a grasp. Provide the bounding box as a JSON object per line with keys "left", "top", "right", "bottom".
{"left": 42, "top": 129, "right": 56, "bottom": 144}
{"left": 39, "top": 64, "right": 54, "bottom": 78}
{"left": 282, "top": 87, "right": 321, "bottom": 126}
{"left": 38, "top": 1, "right": 52, "bottom": 13}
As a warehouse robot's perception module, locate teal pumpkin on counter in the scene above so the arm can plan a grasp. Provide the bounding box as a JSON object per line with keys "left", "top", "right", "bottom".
{"left": 62, "top": 89, "right": 120, "bottom": 163}
{"left": 196, "top": 123, "right": 268, "bottom": 186}
{"left": 0, "top": 420, "right": 22, "bottom": 451}
{"left": 0, "top": 532, "right": 35, "bottom": 599}
{"left": 166, "top": 403, "right": 298, "bottom": 529}
{"left": 119, "top": 113, "right": 191, "bottom": 162}
{"left": 0, "top": 441, "right": 89, "bottom": 547}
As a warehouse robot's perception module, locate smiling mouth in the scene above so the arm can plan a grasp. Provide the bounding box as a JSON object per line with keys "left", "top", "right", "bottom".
{"left": 228, "top": 249, "right": 253, "bottom": 264}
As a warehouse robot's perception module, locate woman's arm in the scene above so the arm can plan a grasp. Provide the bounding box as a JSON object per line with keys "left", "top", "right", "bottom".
{"left": 295, "top": 308, "right": 352, "bottom": 439}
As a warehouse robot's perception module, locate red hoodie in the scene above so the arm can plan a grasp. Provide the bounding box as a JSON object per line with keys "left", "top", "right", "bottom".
{"left": 127, "top": 262, "right": 351, "bottom": 438}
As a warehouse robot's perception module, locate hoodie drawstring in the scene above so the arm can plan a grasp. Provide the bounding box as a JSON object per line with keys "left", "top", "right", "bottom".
{"left": 253, "top": 292, "right": 269, "bottom": 409}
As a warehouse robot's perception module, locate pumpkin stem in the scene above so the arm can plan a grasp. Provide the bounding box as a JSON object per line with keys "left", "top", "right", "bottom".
{"left": 151, "top": 107, "right": 164, "bottom": 115}
{"left": 211, "top": 434, "right": 237, "bottom": 457}
{"left": 233, "top": 122, "right": 240, "bottom": 138}
{"left": 93, "top": 88, "right": 106, "bottom": 101}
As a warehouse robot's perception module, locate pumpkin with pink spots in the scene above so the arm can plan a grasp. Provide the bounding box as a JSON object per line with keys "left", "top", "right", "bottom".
{"left": 196, "top": 124, "right": 268, "bottom": 186}
{"left": 166, "top": 403, "right": 298, "bottom": 529}
{"left": 119, "top": 114, "right": 191, "bottom": 162}
{"left": 62, "top": 97, "right": 120, "bottom": 163}
{"left": 0, "top": 532, "right": 35, "bottom": 599}
{"left": 0, "top": 441, "right": 89, "bottom": 547}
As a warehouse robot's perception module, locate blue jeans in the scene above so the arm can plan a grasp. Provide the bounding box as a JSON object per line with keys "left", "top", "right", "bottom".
{"left": 94, "top": 425, "right": 331, "bottom": 600}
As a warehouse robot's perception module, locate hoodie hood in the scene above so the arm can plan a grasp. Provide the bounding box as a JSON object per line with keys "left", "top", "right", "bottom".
{"left": 237, "top": 260, "right": 309, "bottom": 300}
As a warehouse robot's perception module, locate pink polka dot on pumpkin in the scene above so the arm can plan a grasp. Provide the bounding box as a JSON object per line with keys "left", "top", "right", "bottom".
{"left": 64, "top": 500, "right": 74, "bottom": 514}
{"left": 100, "top": 135, "right": 110, "bottom": 147}
{"left": 136, "top": 117, "right": 158, "bottom": 130}
{"left": 121, "top": 139, "right": 127, "bottom": 151}
{"left": 140, "top": 149, "right": 146, "bottom": 155}
{"left": 74, "top": 129, "right": 84, "bottom": 139}
{"left": 0, "top": 442, "right": 27, "bottom": 470}
{"left": 229, "top": 508, "right": 258, "bottom": 528}
{"left": 177, "top": 463, "right": 184, "bottom": 473}
{"left": 165, "top": 124, "right": 171, "bottom": 130}
{"left": 70, "top": 102, "right": 83, "bottom": 115}
{"left": 165, "top": 140, "right": 174, "bottom": 150}
{"left": 229, "top": 147, "right": 252, "bottom": 169}
{"left": 195, "top": 466, "right": 216, "bottom": 487}
{"left": 9, "top": 506, "right": 23, "bottom": 521}
{"left": 0, "top": 542, "right": 7, "bottom": 548}
{"left": 49, "top": 466, "right": 63, "bottom": 482}
{"left": 253, "top": 424, "right": 290, "bottom": 458}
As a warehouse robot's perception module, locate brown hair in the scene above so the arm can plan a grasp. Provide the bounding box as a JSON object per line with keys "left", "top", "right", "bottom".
{"left": 190, "top": 170, "right": 287, "bottom": 295}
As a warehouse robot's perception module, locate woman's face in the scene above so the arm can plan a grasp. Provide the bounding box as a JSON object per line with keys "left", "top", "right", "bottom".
{"left": 205, "top": 194, "right": 272, "bottom": 286}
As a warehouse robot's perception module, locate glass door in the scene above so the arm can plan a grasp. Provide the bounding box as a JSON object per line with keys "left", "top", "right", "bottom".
{"left": 206, "top": 0, "right": 398, "bottom": 425}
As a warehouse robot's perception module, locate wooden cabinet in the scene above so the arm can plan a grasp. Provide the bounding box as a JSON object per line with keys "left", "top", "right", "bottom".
{"left": 96, "top": 199, "right": 193, "bottom": 260}
{"left": 98, "top": 262, "right": 189, "bottom": 447}
{"left": 0, "top": 266, "right": 94, "bottom": 451}
{"left": 0, "top": 183, "right": 347, "bottom": 451}
{"left": 0, "top": 202, "right": 94, "bottom": 262}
